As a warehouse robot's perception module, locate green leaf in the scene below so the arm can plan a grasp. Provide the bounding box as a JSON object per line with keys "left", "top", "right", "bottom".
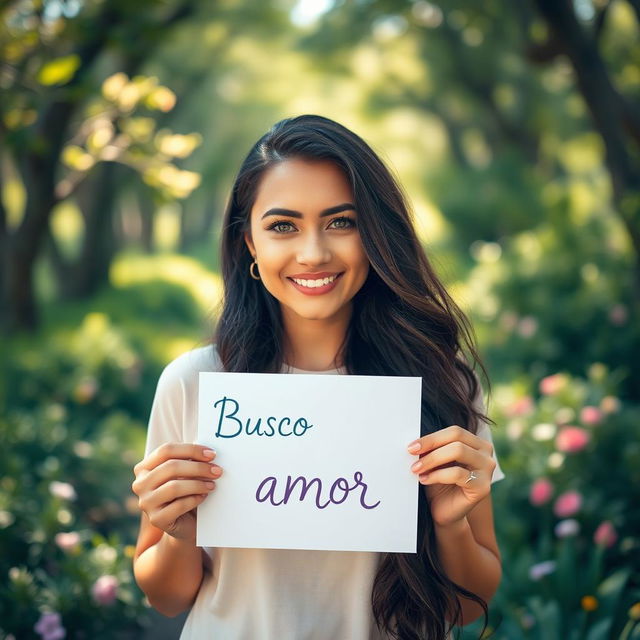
{"left": 37, "top": 54, "right": 81, "bottom": 86}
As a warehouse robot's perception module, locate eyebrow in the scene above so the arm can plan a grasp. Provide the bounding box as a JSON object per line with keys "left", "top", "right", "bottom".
{"left": 260, "top": 202, "right": 356, "bottom": 220}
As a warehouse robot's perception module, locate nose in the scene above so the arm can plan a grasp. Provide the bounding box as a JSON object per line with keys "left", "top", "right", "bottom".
{"left": 296, "top": 230, "right": 331, "bottom": 266}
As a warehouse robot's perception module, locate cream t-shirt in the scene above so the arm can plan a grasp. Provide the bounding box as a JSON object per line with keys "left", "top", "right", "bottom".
{"left": 143, "top": 345, "right": 505, "bottom": 640}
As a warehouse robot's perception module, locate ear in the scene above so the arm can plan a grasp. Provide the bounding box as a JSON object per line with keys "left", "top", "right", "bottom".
{"left": 244, "top": 230, "right": 256, "bottom": 260}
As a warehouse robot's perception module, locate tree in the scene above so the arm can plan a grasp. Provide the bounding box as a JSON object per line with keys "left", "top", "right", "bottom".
{"left": 0, "top": 0, "right": 200, "bottom": 331}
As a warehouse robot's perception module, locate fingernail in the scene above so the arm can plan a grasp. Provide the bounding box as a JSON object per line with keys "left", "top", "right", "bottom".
{"left": 203, "top": 448, "right": 216, "bottom": 458}
{"left": 407, "top": 441, "right": 420, "bottom": 453}
{"left": 211, "top": 466, "right": 222, "bottom": 476}
{"left": 411, "top": 460, "right": 422, "bottom": 472}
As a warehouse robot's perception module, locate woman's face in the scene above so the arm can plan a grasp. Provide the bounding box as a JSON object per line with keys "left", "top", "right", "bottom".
{"left": 244, "top": 158, "right": 369, "bottom": 324}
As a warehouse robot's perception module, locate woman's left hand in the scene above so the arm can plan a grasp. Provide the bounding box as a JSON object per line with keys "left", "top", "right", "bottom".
{"left": 407, "top": 425, "right": 496, "bottom": 529}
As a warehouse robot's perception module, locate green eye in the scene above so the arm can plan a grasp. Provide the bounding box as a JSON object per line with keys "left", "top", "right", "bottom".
{"left": 268, "top": 220, "right": 296, "bottom": 233}
{"left": 330, "top": 216, "right": 355, "bottom": 229}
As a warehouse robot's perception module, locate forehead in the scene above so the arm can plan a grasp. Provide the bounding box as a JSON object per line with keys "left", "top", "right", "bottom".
{"left": 251, "top": 158, "right": 353, "bottom": 215}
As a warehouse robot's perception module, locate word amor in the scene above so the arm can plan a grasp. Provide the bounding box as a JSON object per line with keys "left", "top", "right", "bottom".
{"left": 256, "top": 471, "right": 381, "bottom": 510}
{"left": 212, "top": 396, "right": 313, "bottom": 438}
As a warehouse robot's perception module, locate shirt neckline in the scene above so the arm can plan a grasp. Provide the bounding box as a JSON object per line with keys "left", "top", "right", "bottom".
{"left": 282, "top": 363, "right": 346, "bottom": 375}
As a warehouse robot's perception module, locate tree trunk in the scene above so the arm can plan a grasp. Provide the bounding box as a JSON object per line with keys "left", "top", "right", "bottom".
{"left": 50, "top": 162, "right": 120, "bottom": 299}
{"left": 139, "top": 186, "right": 156, "bottom": 253}
{"left": 5, "top": 140, "right": 60, "bottom": 330}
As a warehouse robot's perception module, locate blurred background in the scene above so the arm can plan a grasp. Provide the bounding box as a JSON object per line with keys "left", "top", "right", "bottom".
{"left": 1, "top": 0, "right": 639, "bottom": 638}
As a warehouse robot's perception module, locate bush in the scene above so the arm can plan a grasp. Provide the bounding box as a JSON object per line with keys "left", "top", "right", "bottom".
{"left": 462, "top": 363, "right": 640, "bottom": 639}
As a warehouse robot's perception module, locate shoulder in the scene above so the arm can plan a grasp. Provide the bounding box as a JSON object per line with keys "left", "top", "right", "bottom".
{"left": 156, "top": 343, "right": 223, "bottom": 397}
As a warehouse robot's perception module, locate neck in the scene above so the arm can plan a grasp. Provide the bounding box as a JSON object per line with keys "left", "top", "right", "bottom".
{"left": 281, "top": 304, "right": 351, "bottom": 371}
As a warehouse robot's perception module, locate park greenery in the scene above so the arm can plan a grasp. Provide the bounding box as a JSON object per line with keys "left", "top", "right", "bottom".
{"left": 1, "top": 0, "right": 639, "bottom": 638}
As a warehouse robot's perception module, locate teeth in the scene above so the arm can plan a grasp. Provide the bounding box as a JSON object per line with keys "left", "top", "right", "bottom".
{"left": 292, "top": 274, "right": 338, "bottom": 288}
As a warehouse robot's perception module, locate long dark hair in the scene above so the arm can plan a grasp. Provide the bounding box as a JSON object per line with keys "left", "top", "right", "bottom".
{"left": 215, "top": 114, "right": 494, "bottom": 640}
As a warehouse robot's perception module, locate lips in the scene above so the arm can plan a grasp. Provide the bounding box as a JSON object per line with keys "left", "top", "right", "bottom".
{"left": 287, "top": 272, "right": 344, "bottom": 296}
{"left": 287, "top": 272, "right": 340, "bottom": 279}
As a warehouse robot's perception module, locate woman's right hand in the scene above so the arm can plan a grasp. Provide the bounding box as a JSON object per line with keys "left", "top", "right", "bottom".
{"left": 132, "top": 444, "right": 223, "bottom": 542}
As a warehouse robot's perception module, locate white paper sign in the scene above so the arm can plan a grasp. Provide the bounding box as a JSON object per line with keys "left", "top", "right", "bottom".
{"left": 196, "top": 372, "right": 421, "bottom": 553}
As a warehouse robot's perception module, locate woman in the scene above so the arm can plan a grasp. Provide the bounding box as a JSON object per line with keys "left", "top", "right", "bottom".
{"left": 132, "top": 114, "right": 505, "bottom": 640}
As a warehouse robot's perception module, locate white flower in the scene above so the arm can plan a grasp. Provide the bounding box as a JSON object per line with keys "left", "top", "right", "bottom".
{"left": 532, "top": 423, "right": 557, "bottom": 441}
{"left": 529, "top": 560, "right": 557, "bottom": 581}
{"left": 49, "top": 481, "right": 77, "bottom": 501}
{"left": 554, "top": 519, "right": 580, "bottom": 538}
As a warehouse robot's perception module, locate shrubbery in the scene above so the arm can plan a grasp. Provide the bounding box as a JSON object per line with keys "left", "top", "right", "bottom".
{"left": 463, "top": 364, "right": 640, "bottom": 639}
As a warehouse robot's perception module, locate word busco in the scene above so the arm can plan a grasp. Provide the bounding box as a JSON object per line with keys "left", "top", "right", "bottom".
{"left": 212, "top": 396, "right": 313, "bottom": 438}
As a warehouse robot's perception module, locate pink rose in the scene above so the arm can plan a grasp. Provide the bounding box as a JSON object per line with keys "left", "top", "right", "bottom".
{"left": 539, "top": 374, "right": 567, "bottom": 395}
{"left": 608, "top": 304, "right": 627, "bottom": 326}
{"left": 553, "top": 490, "right": 582, "bottom": 518}
{"left": 529, "top": 478, "right": 554, "bottom": 506}
{"left": 91, "top": 575, "right": 119, "bottom": 606}
{"left": 505, "top": 396, "right": 534, "bottom": 418}
{"left": 580, "top": 406, "right": 603, "bottom": 425}
{"left": 556, "top": 426, "right": 590, "bottom": 453}
{"left": 54, "top": 532, "right": 80, "bottom": 551}
{"left": 517, "top": 316, "right": 539, "bottom": 338}
{"left": 594, "top": 521, "right": 617, "bottom": 548}
{"left": 600, "top": 396, "right": 620, "bottom": 414}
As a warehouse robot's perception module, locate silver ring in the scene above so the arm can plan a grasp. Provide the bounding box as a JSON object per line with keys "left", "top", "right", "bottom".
{"left": 465, "top": 470, "right": 478, "bottom": 484}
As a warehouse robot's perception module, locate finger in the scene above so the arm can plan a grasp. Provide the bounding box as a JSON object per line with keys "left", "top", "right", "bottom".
{"left": 148, "top": 494, "right": 208, "bottom": 531}
{"left": 140, "top": 479, "right": 216, "bottom": 514}
{"left": 133, "top": 459, "right": 222, "bottom": 497}
{"left": 410, "top": 441, "right": 487, "bottom": 475}
{"left": 146, "top": 459, "right": 222, "bottom": 489}
{"left": 134, "top": 443, "right": 216, "bottom": 475}
{"left": 150, "top": 479, "right": 217, "bottom": 509}
{"left": 419, "top": 466, "right": 490, "bottom": 490}
{"left": 407, "top": 425, "right": 492, "bottom": 455}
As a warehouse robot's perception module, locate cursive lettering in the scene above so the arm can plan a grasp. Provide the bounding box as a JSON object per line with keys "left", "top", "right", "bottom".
{"left": 255, "top": 471, "right": 381, "bottom": 510}
{"left": 213, "top": 396, "right": 313, "bottom": 439}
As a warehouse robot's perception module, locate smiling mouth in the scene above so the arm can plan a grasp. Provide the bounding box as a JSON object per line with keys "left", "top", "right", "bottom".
{"left": 288, "top": 273, "right": 341, "bottom": 288}
{"left": 286, "top": 272, "right": 344, "bottom": 294}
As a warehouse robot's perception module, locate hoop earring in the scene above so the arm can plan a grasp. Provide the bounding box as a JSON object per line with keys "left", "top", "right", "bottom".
{"left": 249, "top": 260, "right": 261, "bottom": 280}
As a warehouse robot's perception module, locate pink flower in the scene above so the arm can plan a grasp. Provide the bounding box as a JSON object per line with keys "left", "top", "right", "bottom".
{"left": 34, "top": 612, "right": 66, "bottom": 640}
{"left": 556, "top": 426, "right": 590, "bottom": 453}
{"left": 529, "top": 478, "right": 554, "bottom": 506}
{"left": 517, "top": 316, "right": 538, "bottom": 338}
{"left": 554, "top": 490, "right": 583, "bottom": 517}
{"left": 608, "top": 304, "right": 628, "bottom": 326}
{"left": 600, "top": 396, "right": 621, "bottom": 414}
{"left": 529, "top": 560, "right": 557, "bottom": 581}
{"left": 539, "top": 373, "right": 567, "bottom": 395}
{"left": 505, "top": 396, "right": 534, "bottom": 418}
{"left": 580, "top": 406, "right": 603, "bottom": 425}
{"left": 49, "top": 481, "right": 77, "bottom": 501}
{"left": 594, "top": 521, "right": 617, "bottom": 548}
{"left": 91, "top": 575, "right": 119, "bottom": 606}
{"left": 54, "top": 532, "right": 80, "bottom": 551}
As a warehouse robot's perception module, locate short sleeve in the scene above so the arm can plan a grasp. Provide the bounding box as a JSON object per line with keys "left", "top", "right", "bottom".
{"left": 143, "top": 345, "right": 222, "bottom": 457}
{"left": 470, "top": 371, "right": 505, "bottom": 484}
{"left": 144, "top": 360, "right": 187, "bottom": 457}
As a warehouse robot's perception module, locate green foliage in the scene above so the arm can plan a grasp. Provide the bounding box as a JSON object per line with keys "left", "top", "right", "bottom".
{"left": 0, "top": 258, "right": 209, "bottom": 638}
{"left": 0, "top": 407, "right": 147, "bottom": 639}
{"left": 428, "top": 153, "right": 547, "bottom": 247}
{"left": 467, "top": 206, "right": 640, "bottom": 398}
